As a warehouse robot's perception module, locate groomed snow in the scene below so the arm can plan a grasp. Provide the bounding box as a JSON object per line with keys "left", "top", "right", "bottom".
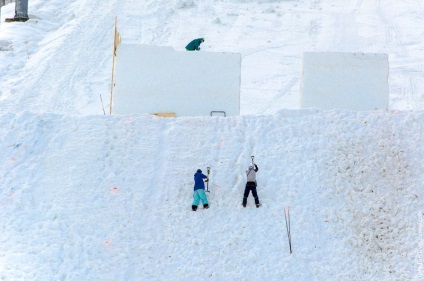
{"left": 1, "top": 0, "right": 424, "bottom": 280}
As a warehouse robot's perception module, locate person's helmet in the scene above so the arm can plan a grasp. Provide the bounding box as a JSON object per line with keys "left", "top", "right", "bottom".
{"left": 197, "top": 169, "right": 202, "bottom": 173}
{"left": 248, "top": 165, "right": 253, "bottom": 170}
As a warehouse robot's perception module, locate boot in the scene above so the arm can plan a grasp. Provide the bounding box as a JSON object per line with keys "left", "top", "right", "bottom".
{"left": 203, "top": 204, "right": 209, "bottom": 209}
{"left": 192, "top": 205, "right": 198, "bottom": 211}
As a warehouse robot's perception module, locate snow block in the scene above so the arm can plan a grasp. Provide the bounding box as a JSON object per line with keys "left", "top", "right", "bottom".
{"left": 111, "top": 44, "right": 241, "bottom": 117}
{"left": 300, "top": 52, "right": 389, "bottom": 110}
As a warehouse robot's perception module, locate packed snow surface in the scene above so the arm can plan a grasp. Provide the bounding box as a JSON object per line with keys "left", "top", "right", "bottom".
{"left": 1, "top": 0, "right": 424, "bottom": 280}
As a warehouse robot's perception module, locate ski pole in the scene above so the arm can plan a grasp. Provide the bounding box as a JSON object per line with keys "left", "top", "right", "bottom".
{"left": 206, "top": 167, "right": 210, "bottom": 193}
{"left": 284, "top": 207, "right": 292, "bottom": 254}
{"left": 288, "top": 207, "right": 292, "bottom": 253}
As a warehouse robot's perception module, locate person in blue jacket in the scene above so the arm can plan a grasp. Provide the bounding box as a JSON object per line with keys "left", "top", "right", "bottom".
{"left": 185, "top": 38, "right": 204, "bottom": 51}
{"left": 192, "top": 169, "right": 209, "bottom": 211}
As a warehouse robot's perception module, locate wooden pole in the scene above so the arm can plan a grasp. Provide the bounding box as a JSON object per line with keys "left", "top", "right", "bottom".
{"left": 109, "top": 16, "right": 121, "bottom": 115}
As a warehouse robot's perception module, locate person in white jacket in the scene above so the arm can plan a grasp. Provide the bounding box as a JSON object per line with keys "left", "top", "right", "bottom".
{"left": 242, "top": 163, "right": 261, "bottom": 208}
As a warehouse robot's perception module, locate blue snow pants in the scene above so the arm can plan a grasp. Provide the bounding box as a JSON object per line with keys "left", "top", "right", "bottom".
{"left": 192, "top": 189, "right": 209, "bottom": 206}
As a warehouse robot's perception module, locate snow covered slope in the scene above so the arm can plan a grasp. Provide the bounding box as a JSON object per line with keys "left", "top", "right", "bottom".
{"left": 1, "top": 110, "right": 423, "bottom": 280}
{"left": 1, "top": 0, "right": 424, "bottom": 280}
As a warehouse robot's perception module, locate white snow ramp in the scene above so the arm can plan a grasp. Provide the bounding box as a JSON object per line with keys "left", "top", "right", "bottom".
{"left": 111, "top": 44, "right": 241, "bottom": 117}
{"left": 301, "top": 52, "right": 389, "bottom": 110}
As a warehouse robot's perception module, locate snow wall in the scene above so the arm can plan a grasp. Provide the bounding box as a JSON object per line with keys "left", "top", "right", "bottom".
{"left": 300, "top": 52, "right": 389, "bottom": 110}
{"left": 111, "top": 44, "right": 241, "bottom": 117}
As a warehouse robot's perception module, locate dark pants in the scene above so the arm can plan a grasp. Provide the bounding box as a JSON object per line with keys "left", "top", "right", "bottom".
{"left": 15, "top": 0, "right": 29, "bottom": 18}
{"left": 242, "top": 182, "right": 260, "bottom": 206}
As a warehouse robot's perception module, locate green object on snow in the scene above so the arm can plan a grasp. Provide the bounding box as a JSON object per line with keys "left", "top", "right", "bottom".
{"left": 185, "top": 38, "right": 204, "bottom": 51}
